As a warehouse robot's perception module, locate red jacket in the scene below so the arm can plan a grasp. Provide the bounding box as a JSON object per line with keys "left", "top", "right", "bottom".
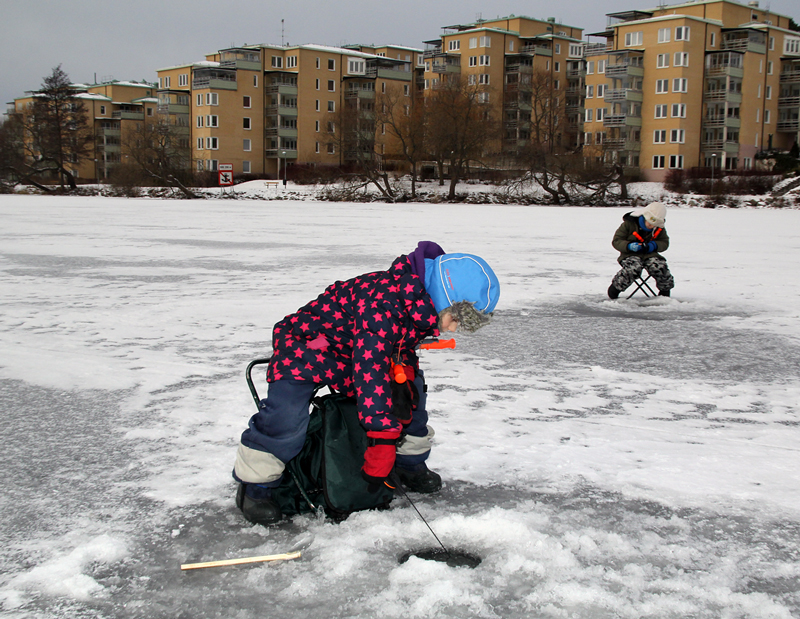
{"left": 267, "top": 254, "right": 440, "bottom": 433}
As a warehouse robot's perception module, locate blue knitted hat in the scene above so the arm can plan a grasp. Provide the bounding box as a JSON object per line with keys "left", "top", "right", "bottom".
{"left": 424, "top": 254, "right": 500, "bottom": 314}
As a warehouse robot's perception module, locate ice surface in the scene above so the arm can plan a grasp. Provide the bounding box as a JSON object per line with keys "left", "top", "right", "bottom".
{"left": 1, "top": 195, "right": 799, "bottom": 618}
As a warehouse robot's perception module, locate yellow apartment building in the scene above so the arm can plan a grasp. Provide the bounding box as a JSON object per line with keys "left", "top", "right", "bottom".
{"left": 13, "top": 80, "right": 159, "bottom": 182}
{"left": 583, "top": 0, "right": 800, "bottom": 180}
{"left": 421, "top": 15, "right": 586, "bottom": 153}
{"left": 156, "top": 43, "right": 419, "bottom": 178}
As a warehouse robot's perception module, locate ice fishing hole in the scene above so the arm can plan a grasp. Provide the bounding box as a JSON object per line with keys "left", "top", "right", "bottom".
{"left": 398, "top": 548, "right": 481, "bottom": 568}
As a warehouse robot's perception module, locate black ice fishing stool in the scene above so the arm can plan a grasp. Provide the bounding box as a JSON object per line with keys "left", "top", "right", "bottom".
{"left": 626, "top": 274, "right": 657, "bottom": 299}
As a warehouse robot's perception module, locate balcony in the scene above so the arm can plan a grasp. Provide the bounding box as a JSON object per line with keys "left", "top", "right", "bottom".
{"left": 721, "top": 35, "right": 766, "bottom": 55}
{"left": 585, "top": 42, "right": 612, "bottom": 57}
{"left": 157, "top": 103, "right": 190, "bottom": 115}
{"left": 112, "top": 110, "right": 144, "bottom": 121}
{"left": 264, "top": 127, "right": 298, "bottom": 139}
{"left": 777, "top": 119, "right": 800, "bottom": 131}
{"left": 265, "top": 104, "right": 298, "bottom": 116}
{"left": 265, "top": 148, "right": 297, "bottom": 158}
{"left": 604, "top": 88, "right": 643, "bottom": 103}
{"left": 780, "top": 70, "right": 800, "bottom": 84}
{"left": 703, "top": 90, "right": 743, "bottom": 104}
{"left": 603, "top": 113, "right": 642, "bottom": 128}
{"left": 603, "top": 138, "right": 640, "bottom": 151}
{"left": 192, "top": 68, "right": 237, "bottom": 91}
{"left": 567, "top": 68, "right": 586, "bottom": 79}
{"left": 266, "top": 83, "right": 298, "bottom": 96}
{"left": 778, "top": 95, "right": 800, "bottom": 108}
{"left": 345, "top": 89, "right": 376, "bottom": 100}
{"left": 605, "top": 63, "right": 644, "bottom": 78}
{"left": 219, "top": 58, "right": 262, "bottom": 71}
{"left": 703, "top": 116, "right": 741, "bottom": 129}
{"left": 702, "top": 140, "right": 739, "bottom": 154}
{"left": 706, "top": 65, "right": 744, "bottom": 79}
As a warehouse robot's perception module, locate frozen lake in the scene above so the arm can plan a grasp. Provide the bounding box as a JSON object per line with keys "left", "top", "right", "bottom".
{"left": 1, "top": 195, "right": 799, "bottom": 618}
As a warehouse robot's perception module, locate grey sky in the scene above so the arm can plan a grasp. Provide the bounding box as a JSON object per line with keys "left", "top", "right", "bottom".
{"left": 2, "top": 0, "right": 798, "bottom": 111}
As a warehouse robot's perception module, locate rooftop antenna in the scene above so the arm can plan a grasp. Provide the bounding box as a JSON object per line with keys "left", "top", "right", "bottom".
{"left": 281, "top": 19, "right": 285, "bottom": 46}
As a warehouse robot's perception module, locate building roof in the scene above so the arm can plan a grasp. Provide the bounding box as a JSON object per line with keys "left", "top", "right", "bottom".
{"left": 645, "top": 0, "right": 793, "bottom": 22}
{"left": 443, "top": 14, "right": 582, "bottom": 32}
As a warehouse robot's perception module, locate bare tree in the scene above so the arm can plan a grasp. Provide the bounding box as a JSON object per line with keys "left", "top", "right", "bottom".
{"left": 0, "top": 115, "right": 25, "bottom": 191}
{"left": 14, "top": 66, "right": 95, "bottom": 190}
{"left": 425, "top": 76, "right": 498, "bottom": 199}
{"left": 122, "top": 120, "right": 197, "bottom": 198}
{"left": 328, "top": 91, "right": 397, "bottom": 200}
{"left": 377, "top": 85, "right": 427, "bottom": 199}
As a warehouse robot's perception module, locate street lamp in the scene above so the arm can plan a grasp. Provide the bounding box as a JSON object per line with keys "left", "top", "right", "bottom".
{"left": 711, "top": 153, "right": 717, "bottom": 192}
{"left": 281, "top": 149, "right": 287, "bottom": 186}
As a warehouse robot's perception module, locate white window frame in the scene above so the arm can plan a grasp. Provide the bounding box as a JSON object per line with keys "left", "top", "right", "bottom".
{"left": 586, "top": 85, "right": 594, "bottom": 98}
{"left": 206, "top": 137, "right": 218, "bottom": 150}
{"left": 672, "top": 78, "right": 688, "bottom": 93}
{"left": 671, "top": 103, "right": 686, "bottom": 118}
{"left": 656, "top": 79, "right": 669, "bottom": 94}
{"left": 655, "top": 104, "right": 668, "bottom": 118}
{"left": 448, "top": 40, "right": 460, "bottom": 51}
{"left": 206, "top": 93, "right": 218, "bottom": 106}
{"left": 598, "top": 59, "right": 606, "bottom": 73}
{"left": 243, "top": 95, "right": 251, "bottom": 108}
{"left": 196, "top": 94, "right": 203, "bottom": 107}
{"left": 585, "top": 108, "right": 593, "bottom": 122}
{"left": 469, "top": 56, "right": 477, "bottom": 67}
{"left": 669, "top": 154, "right": 684, "bottom": 169}
{"left": 478, "top": 55, "right": 490, "bottom": 66}
{"left": 625, "top": 31, "right": 643, "bottom": 47}
{"left": 206, "top": 115, "right": 218, "bottom": 128}
{"left": 674, "top": 52, "right": 689, "bottom": 67}
{"left": 286, "top": 56, "right": 298, "bottom": 68}
{"left": 657, "top": 54, "right": 669, "bottom": 69}
{"left": 243, "top": 117, "right": 251, "bottom": 130}
{"left": 670, "top": 129, "right": 685, "bottom": 143}
{"left": 596, "top": 84, "right": 605, "bottom": 97}
{"left": 653, "top": 130, "right": 667, "bottom": 144}
{"left": 675, "top": 26, "right": 690, "bottom": 41}
{"left": 243, "top": 139, "right": 251, "bottom": 152}
{"left": 587, "top": 61, "right": 595, "bottom": 74}
{"left": 271, "top": 56, "right": 283, "bottom": 68}
{"left": 658, "top": 28, "right": 670, "bottom": 43}
{"left": 243, "top": 161, "right": 251, "bottom": 173}
{"left": 478, "top": 74, "right": 490, "bottom": 85}
{"left": 480, "top": 36, "right": 491, "bottom": 47}
{"left": 653, "top": 155, "right": 666, "bottom": 169}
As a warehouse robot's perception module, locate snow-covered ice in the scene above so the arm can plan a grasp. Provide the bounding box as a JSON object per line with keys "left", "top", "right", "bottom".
{"left": 1, "top": 195, "right": 799, "bottom": 618}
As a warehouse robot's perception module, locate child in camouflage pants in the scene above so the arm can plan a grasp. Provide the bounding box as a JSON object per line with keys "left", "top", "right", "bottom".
{"left": 608, "top": 202, "right": 674, "bottom": 298}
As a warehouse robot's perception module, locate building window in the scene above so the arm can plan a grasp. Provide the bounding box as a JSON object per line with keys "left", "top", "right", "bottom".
{"left": 196, "top": 137, "right": 203, "bottom": 150}
{"left": 584, "top": 132, "right": 593, "bottom": 145}
{"left": 766, "top": 85, "right": 772, "bottom": 99}
{"left": 206, "top": 93, "right": 218, "bottom": 105}
{"left": 287, "top": 56, "right": 297, "bottom": 68}
{"left": 554, "top": 61, "right": 560, "bottom": 72}
{"left": 675, "top": 26, "right": 690, "bottom": 41}
{"left": 670, "top": 129, "right": 685, "bottom": 143}
{"left": 656, "top": 79, "right": 669, "bottom": 94}
{"left": 587, "top": 61, "right": 595, "bottom": 74}
{"left": 206, "top": 115, "right": 218, "bottom": 127}
{"left": 348, "top": 59, "right": 365, "bottom": 74}
{"left": 328, "top": 100, "right": 335, "bottom": 112}
{"left": 243, "top": 96, "right": 251, "bottom": 108}
{"left": 743, "top": 157, "right": 752, "bottom": 169}
{"left": 479, "top": 55, "right": 490, "bottom": 66}
{"left": 710, "top": 32, "right": 716, "bottom": 47}
{"left": 328, "top": 58, "right": 335, "bottom": 70}
{"left": 674, "top": 52, "right": 689, "bottom": 67}
{"left": 658, "top": 28, "right": 670, "bottom": 43}
{"left": 196, "top": 116, "right": 204, "bottom": 128}
{"left": 469, "top": 56, "right": 477, "bottom": 67}
{"left": 253, "top": 75, "right": 258, "bottom": 87}
{"left": 584, "top": 84, "right": 594, "bottom": 98}
{"left": 179, "top": 73, "right": 188, "bottom": 86}
{"left": 653, "top": 155, "right": 665, "bottom": 169}
{"left": 598, "top": 59, "right": 606, "bottom": 73}
{"left": 625, "top": 31, "right": 643, "bottom": 47}
{"left": 672, "top": 78, "right": 688, "bottom": 93}
{"left": 671, "top": 103, "right": 686, "bottom": 117}
{"left": 479, "top": 74, "right": 490, "bottom": 85}
{"left": 669, "top": 155, "right": 684, "bottom": 169}
{"left": 555, "top": 43, "right": 561, "bottom": 54}
{"left": 243, "top": 139, "right": 251, "bottom": 151}
{"left": 243, "top": 161, "right": 251, "bottom": 173}
{"left": 554, "top": 79, "right": 559, "bottom": 90}
{"left": 596, "top": 108, "right": 604, "bottom": 121}
{"left": 597, "top": 84, "right": 605, "bottom": 97}
{"left": 509, "top": 40, "right": 515, "bottom": 52}
{"left": 785, "top": 37, "right": 800, "bottom": 54}
{"left": 585, "top": 109, "right": 593, "bottom": 122}
{"left": 655, "top": 104, "right": 668, "bottom": 118}
{"left": 243, "top": 117, "right": 251, "bottom": 129}
{"left": 271, "top": 56, "right": 283, "bottom": 68}
{"left": 327, "top": 143, "right": 335, "bottom": 154}
{"left": 596, "top": 131, "right": 604, "bottom": 144}
{"left": 315, "top": 142, "right": 320, "bottom": 153}
{"left": 469, "top": 37, "right": 477, "bottom": 48}
{"left": 448, "top": 40, "right": 460, "bottom": 51}
{"left": 654, "top": 130, "right": 667, "bottom": 143}
{"left": 328, "top": 80, "right": 335, "bottom": 92}
{"left": 480, "top": 36, "right": 492, "bottom": 47}
{"left": 315, "top": 120, "right": 320, "bottom": 132}
{"left": 767, "top": 61, "right": 773, "bottom": 75}
{"left": 657, "top": 54, "right": 669, "bottom": 68}
{"left": 196, "top": 94, "right": 203, "bottom": 107}
{"left": 316, "top": 57, "right": 320, "bottom": 69}
{"left": 315, "top": 100, "right": 320, "bottom": 112}
{"left": 100, "top": 105, "right": 106, "bottom": 115}
{"left": 769, "top": 36, "right": 775, "bottom": 50}
{"left": 765, "top": 109, "right": 771, "bottom": 123}
{"left": 206, "top": 137, "right": 218, "bottom": 150}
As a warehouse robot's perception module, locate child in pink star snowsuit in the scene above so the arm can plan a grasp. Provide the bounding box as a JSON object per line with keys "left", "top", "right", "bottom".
{"left": 233, "top": 241, "right": 500, "bottom": 525}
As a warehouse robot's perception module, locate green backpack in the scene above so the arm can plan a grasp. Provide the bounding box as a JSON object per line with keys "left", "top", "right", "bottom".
{"left": 246, "top": 359, "right": 395, "bottom": 520}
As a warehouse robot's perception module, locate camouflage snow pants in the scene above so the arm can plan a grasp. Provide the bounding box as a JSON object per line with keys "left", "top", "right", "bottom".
{"left": 612, "top": 255, "right": 674, "bottom": 293}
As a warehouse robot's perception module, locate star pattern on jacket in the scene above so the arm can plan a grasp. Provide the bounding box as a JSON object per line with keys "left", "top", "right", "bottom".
{"left": 266, "top": 255, "right": 439, "bottom": 433}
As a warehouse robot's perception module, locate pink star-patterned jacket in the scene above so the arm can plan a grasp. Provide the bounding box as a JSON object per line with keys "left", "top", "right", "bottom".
{"left": 266, "top": 254, "right": 440, "bottom": 434}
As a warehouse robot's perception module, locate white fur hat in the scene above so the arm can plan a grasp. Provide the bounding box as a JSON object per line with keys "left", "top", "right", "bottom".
{"left": 633, "top": 202, "right": 667, "bottom": 227}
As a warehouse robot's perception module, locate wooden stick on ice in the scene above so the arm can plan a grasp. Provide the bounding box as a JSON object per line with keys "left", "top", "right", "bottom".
{"left": 181, "top": 550, "right": 301, "bottom": 571}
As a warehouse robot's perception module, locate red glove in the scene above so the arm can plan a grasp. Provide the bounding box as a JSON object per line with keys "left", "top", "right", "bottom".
{"left": 362, "top": 430, "right": 400, "bottom": 489}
